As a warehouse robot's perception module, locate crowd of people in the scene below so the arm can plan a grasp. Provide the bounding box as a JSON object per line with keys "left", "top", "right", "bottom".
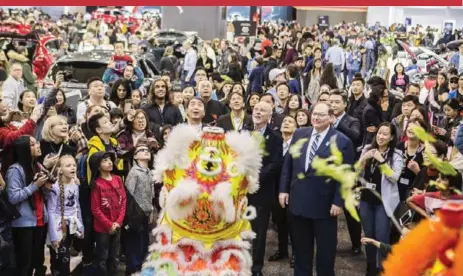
{"left": 0, "top": 7, "right": 463, "bottom": 276}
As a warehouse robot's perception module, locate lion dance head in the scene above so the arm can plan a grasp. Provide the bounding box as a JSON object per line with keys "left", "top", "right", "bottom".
{"left": 140, "top": 125, "right": 263, "bottom": 276}
{"left": 383, "top": 201, "right": 463, "bottom": 276}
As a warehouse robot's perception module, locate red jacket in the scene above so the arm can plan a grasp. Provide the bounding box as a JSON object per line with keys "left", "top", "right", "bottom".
{"left": 91, "top": 175, "right": 127, "bottom": 234}
{"left": 0, "top": 119, "right": 36, "bottom": 149}
{"left": 0, "top": 119, "right": 36, "bottom": 177}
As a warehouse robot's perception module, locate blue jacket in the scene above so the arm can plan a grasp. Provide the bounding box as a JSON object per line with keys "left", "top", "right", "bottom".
{"left": 279, "top": 127, "right": 355, "bottom": 219}
{"left": 6, "top": 164, "right": 49, "bottom": 228}
{"left": 455, "top": 122, "right": 463, "bottom": 155}
{"left": 347, "top": 51, "right": 361, "bottom": 72}
{"left": 248, "top": 65, "right": 264, "bottom": 94}
{"left": 448, "top": 89, "right": 460, "bottom": 100}
{"left": 450, "top": 53, "right": 461, "bottom": 73}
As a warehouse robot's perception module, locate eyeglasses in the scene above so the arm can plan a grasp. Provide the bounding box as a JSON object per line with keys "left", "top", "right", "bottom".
{"left": 135, "top": 148, "right": 150, "bottom": 154}
{"left": 312, "top": 112, "right": 329, "bottom": 118}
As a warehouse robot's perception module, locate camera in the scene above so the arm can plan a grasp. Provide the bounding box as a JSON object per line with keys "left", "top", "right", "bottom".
{"left": 38, "top": 163, "right": 57, "bottom": 183}
{"left": 63, "top": 71, "right": 73, "bottom": 82}
{"left": 58, "top": 70, "right": 73, "bottom": 82}
{"left": 116, "top": 149, "right": 130, "bottom": 159}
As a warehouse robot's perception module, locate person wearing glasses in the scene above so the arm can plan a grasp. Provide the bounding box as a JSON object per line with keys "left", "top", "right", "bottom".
{"left": 279, "top": 102, "right": 355, "bottom": 276}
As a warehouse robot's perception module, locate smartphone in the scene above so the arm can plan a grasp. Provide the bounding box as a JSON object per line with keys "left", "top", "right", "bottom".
{"left": 124, "top": 99, "right": 133, "bottom": 113}
{"left": 399, "top": 210, "right": 414, "bottom": 227}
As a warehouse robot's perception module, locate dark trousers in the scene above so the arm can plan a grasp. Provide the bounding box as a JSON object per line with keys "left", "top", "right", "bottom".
{"left": 82, "top": 217, "right": 95, "bottom": 265}
{"left": 271, "top": 201, "right": 290, "bottom": 255}
{"left": 0, "top": 221, "right": 15, "bottom": 273}
{"left": 250, "top": 204, "right": 271, "bottom": 273}
{"left": 125, "top": 215, "right": 149, "bottom": 275}
{"left": 94, "top": 231, "right": 121, "bottom": 276}
{"left": 290, "top": 214, "right": 337, "bottom": 276}
{"left": 11, "top": 226, "right": 47, "bottom": 276}
{"left": 359, "top": 201, "right": 390, "bottom": 270}
{"left": 49, "top": 226, "right": 72, "bottom": 276}
{"left": 343, "top": 207, "right": 362, "bottom": 249}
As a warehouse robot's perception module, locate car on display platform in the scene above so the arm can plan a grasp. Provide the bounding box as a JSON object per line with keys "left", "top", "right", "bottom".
{"left": 39, "top": 50, "right": 159, "bottom": 111}
{"left": 395, "top": 39, "right": 451, "bottom": 73}
{"left": 0, "top": 22, "right": 62, "bottom": 80}
{"left": 151, "top": 29, "right": 203, "bottom": 48}
{"left": 91, "top": 7, "right": 142, "bottom": 33}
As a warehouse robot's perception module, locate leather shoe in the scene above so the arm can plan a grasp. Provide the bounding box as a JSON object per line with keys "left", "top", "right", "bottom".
{"left": 268, "top": 250, "right": 289, "bottom": 262}
{"left": 252, "top": 272, "right": 263, "bottom": 276}
{"left": 352, "top": 247, "right": 362, "bottom": 256}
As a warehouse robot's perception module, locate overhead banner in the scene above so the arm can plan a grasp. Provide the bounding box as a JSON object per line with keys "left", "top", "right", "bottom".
{"left": 233, "top": 21, "right": 257, "bottom": 37}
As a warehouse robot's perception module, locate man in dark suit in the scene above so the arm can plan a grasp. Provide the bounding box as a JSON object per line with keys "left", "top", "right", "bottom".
{"left": 330, "top": 90, "right": 363, "bottom": 255}
{"left": 268, "top": 115, "right": 298, "bottom": 266}
{"left": 198, "top": 80, "right": 228, "bottom": 125}
{"left": 248, "top": 101, "right": 283, "bottom": 276}
{"left": 259, "top": 93, "right": 284, "bottom": 131}
{"left": 217, "top": 92, "right": 253, "bottom": 132}
{"left": 279, "top": 102, "right": 355, "bottom": 276}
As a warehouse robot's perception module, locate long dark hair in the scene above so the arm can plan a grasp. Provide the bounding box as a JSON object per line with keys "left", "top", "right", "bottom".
{"left": 284, "top": 94, "right": 303, "bottom": 115}
{"left": 369, "top": 122, "right": 397, "bottom": 164}
{"left": 109, "top": 79, "right": 132, "bottom": 107}
{"left": 12, "top": 135, "right": 36, "bottom": 185}
{"left": 319, "top": 63, "right": 338, "bottom": 89}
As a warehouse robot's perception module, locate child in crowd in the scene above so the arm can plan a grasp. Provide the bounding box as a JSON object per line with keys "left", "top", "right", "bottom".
{"left": 47, "top": 155, "right": 83, "bottom": 276}
{"left": 112, "top": 41, "right": 133, "bottom": 65}
{"left": 89, "top": 152, "right": 126, "bottom": 276}
{"left": 124, "top": 142, "right": 155, "bottom": 275}
{"left": 407, "top": 173, "right": 463, "bottom": 219}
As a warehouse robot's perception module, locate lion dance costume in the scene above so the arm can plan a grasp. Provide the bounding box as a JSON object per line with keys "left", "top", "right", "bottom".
{"left": 140, "top": 125, "right": 263, "bottom": 275}
{"left": 383, "top": 202, "right": 463, "bottom": 276}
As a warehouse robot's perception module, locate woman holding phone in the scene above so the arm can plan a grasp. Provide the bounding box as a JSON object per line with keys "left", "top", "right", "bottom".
{"left": 358, "top": 122, "right": 403, "bottom": 275}
{"left": 117, "top": 110, "right": 159, "bottom": 174}
{"left": 7, "top": 136, "right": 52, "bottom": 276}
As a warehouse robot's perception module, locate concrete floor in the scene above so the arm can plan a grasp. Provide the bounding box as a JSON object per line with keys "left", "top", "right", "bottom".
{"left": 58, "top": 211, "right": 366, "bottom": 276}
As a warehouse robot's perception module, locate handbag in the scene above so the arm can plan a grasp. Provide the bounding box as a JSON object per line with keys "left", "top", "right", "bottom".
{"left": 0, "top": 189, "right": 21, "bottom": 222}
{"left": 123, "top": 187, "right": 147, "bottom": 233}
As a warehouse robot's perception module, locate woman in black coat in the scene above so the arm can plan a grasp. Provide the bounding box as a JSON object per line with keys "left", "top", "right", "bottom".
{"left": 196, "top": 48, "right": 214, "bottom": 75}
{"left": 227, "top": 52, "right": 243, "bottom": 83}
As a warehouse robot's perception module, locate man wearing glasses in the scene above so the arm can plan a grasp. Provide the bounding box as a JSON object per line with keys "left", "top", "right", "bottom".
{"left": 279, "top": 102, "right": 355, "bottom": 276}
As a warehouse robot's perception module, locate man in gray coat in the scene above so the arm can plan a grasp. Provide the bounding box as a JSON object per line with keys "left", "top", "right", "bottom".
{"left": 2, "top": 62, "right": 25, "bottom": 110}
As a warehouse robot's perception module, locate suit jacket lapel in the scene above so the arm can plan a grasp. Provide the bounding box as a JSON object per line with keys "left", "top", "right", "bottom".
{"left": 315, "top": 127, "right": 336, "bottom": 156}
{"left": 300, "top": 128, "right": 312, "bottom": 171}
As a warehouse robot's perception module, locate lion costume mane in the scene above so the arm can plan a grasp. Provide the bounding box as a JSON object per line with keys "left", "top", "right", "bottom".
{"left": 140, "top": 125, "right": 263, "bottom": 275}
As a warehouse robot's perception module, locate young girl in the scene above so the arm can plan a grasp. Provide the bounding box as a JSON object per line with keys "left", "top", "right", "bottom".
{"left": 47, "top": 155, "right": 83, "bottom": 276}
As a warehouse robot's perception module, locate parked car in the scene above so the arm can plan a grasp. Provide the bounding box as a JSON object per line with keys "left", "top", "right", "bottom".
{"left": 395, "top": 39, "right": 450, "bottom": 73}
{"left": 39, "top": 50, "right": 159, "bottom": 111}
{"left": 151, "top": 29, "right": 202, "bottom": 48}
{"left": 91, "top": 7, "right": 142, "bottom": 33}
{"left": 0, "top": 22, "right": 61, "bottom": 80}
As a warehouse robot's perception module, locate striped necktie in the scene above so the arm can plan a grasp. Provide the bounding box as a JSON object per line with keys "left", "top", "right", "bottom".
{"left": 306, "top": 133, "right": 321, "bottom": 171}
